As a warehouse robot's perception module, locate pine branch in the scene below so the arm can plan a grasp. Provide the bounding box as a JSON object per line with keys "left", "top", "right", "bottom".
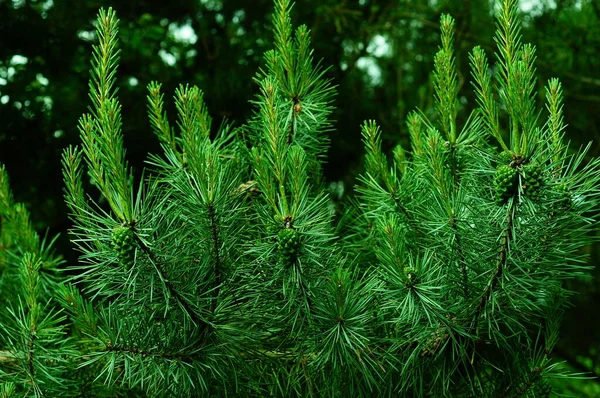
{"left": 0, "top": 165, "right": 14, "bottom": 215}
{"left": 80, "top": 7, "right": 133, "bottom": 223}
{"left": 105, "top": 341, "right": 194, "bottom": 361}
{"left": 545, "top": 78, "right": 566, "bottom": 169}
{"left": 132, "top": 232, "right": 209, "bottom": 331}
{"left": 147, "top": 82, "right": 178, "bottom": 157}
{"left": 206, "top": 204, "right": 221, "bottom": 314}
{"left": 449, "top": 215, "right": 469, "bottom": 298}
{"left": 469, "top": 47, "right": 507, "bottom": 151}
{"left": 433, "top": 14, "right": 459, "bottom": 142}
{"left": 470, "top": 198, "right": 516, "bottom": 333}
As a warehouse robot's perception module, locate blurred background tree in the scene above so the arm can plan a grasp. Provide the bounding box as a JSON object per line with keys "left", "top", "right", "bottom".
{"left": 0, "top": 0, "right": 599, "bottom": 395}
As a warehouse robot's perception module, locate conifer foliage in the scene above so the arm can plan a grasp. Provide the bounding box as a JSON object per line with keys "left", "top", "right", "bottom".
{"left": 1, "top": 0, "right": 600, "bottom": 396}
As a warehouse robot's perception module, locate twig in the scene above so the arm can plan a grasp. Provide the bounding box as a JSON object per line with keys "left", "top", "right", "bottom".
{"left": 470, "top": 199, "right": 516, "bottom": 333}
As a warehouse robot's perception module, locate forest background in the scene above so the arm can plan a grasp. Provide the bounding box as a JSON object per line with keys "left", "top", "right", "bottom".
{"left": 1, "top": 0, "right": 599, "bottom": 395}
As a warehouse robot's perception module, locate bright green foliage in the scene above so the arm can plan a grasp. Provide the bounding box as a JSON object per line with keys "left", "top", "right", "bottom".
{"left": 2, "top": 0, "right": 600, "bottom": 396}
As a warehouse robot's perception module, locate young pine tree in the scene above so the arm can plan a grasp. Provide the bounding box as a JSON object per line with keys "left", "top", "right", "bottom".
{"left": 1, "top": 0, "right": 599, "bottom": 396}
{"left": 0, "top": 166, "right": 77, "bottom": 396}
{"left": 347, "top": 1, "right": 600, "bottom": 396}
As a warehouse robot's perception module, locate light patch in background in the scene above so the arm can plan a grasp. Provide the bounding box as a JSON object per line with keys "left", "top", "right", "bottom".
{"left": 37, "top": 95, "right": 53, "bottom": 111}
{"left": 200, "top": 0, "right": 223, "bottom": 12}
{"left": 78, "top": 30, "right": 95, "bottom": 42}
{"left": 0, "top": 77, "right": 7, "bottom": 86}
{"left": 10, "top": 55, "right": 28, "bottom": 66}
{"left": 128, "top": 77, "right": 139, "bottom": 87}
{"left": 54, "top": 129, "right": 64, "bottom": 139}
{"left": 41, "top": 0, "right": 54, "bottom": 11}
{"left": 232, "top": 9, "right": 245, "bottom": 24}
{"left": 169, "top": 20, "right": 198, "bottom": 45}
{"left": 159, "top": 49, "right": 177, "bottom": 66}
{"left": 342, "top": 40, "right": 364, "bottom": 57}
{"left": 7, "top": 67, "right": 16, "bottom": 80}
{"left": 518, "top": 0, "right": 558, "bottom": 16}
{"left": 186, "top": 49, "right": 198, "bottom": 60}
{"left": 0, "top": 96, "right": 9, "bottom": 105}
{"left": 356, "top": 57, "right": 382, "bottom": 86}
{"left": 11, "top": 0, "right": 25, "bottom": 9}
{"left": 40, "top": 0, "right": 54, "bottom": 18}
{"left": 36, "top": 73, "right": 49, "bottom": 86}
{"left": 354, "top": 34, "right": 392, "bottom": 87}
{"left": 367, "top": 35, "right": 392, "bottom": 58}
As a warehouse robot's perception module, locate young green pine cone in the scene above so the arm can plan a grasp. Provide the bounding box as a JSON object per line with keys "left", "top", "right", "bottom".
{"left": 553, "top": 182, "right": 572, "bottom": 211}
{"left": 403, "top": 266, "right": 418, "bottom": 287}
{"left": 111, "top": 226, "right": 136, "bottom": 269}
{"left": 266, "top": 218, "right": 283, "bottom": 238}
{"left": 522, "top": 162, "right": 544, "bottom": 201}
{"left": 494, "top": 164, "right": 518, "bottom": 205}
{"left": 533, "top": 379, "right": 552, "bottom": 398}
{"left": 277, "top": 228, "right": 300, "bottom": 266}
{"left": 498, "top": 150, "right": 514, "bottom": 165}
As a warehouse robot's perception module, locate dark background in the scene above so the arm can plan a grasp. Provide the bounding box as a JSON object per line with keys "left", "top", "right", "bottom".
{"left": 1, "top": 0, "right": 599, "bottom": 394}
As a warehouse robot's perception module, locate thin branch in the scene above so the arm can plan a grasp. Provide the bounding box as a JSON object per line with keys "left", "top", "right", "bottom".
{"left": 27, "top": 326, "right": 36, "bottom": 378}
{"left": 450, "top": 216, "right": 469, "bottom": 298}
{"left": 470, "top": 199, "right": 516, "bottom": 333}
{"left": 503, "top": 366, "right": 542, "bottom": 398}
{"left": 133, "top": 231, "right": 208, "bottom": 330}
{"left": 105, "top": 341, "right": 193, "bottom": 361}
{"left": 207, "top": 204, "right": 222, "bottom": 314}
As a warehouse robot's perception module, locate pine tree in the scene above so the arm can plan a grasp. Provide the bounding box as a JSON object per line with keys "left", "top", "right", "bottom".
{"left": 347, "top": 1, "right": 600, "bottom": 395}
{"left": 0, "top": 166, "right": 77, "bottom": 396}
{"left": 1, "top": 0, "right": 600, "bottom": 396}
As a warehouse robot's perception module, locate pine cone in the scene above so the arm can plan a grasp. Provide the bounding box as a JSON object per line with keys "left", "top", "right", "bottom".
{"left": 522, "top": 162, "right": 544, "bottom": 201}
{"left": 498, "top": 150, "right": 514, "bottom": 165}
{"left": 553, "top": 182, "right": 572, "bottom": 211}
{"left": 403, "top": 266, "right": 418, "bottom": 287}
{"left": 266, "top": 215, "right": 283, "bottom": 238}
{"left": 494, "top": 164, "right": 518, "bottom": 205}
{"left": 277, "top": 228, "right": 300, "bottom": 266}
{"left": 111, "top": 226, "right": 136, "bottom": 269}
{"left": 533, "top": 379, "right": 552, "bottom": 398}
